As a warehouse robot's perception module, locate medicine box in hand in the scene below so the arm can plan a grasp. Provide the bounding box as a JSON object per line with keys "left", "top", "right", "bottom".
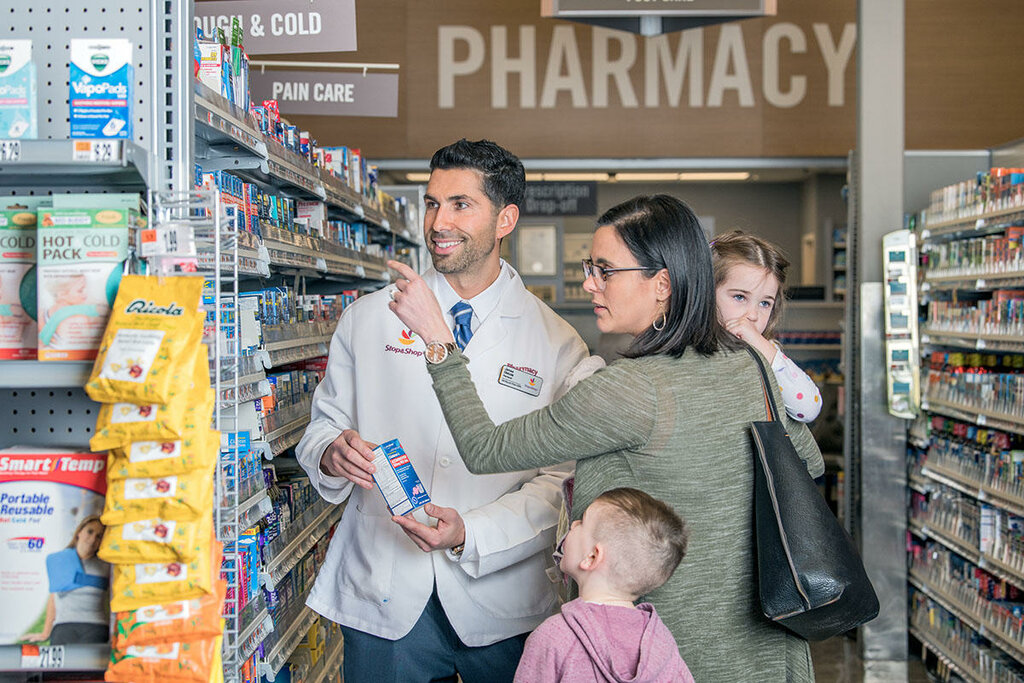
{"left": 371, "top": 439, "right": 430, "bottom": 516}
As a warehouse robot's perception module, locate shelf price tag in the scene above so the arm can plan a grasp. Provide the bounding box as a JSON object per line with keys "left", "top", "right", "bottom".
{"left": 977, "top": 279, "right": 987, "bottom": 289}
{"left": 977, "top": 339, "right": 987, "bottom": 350}
{"left": 977, "top": 414, "right": 987, "bottom": 426}
{"left": 72, "top": 140, "right": 118, "bottom": 162}
{"left": 315, "top": 257, "right": 327, "bottom": 271}
{"left": 91, "top": 140, "right": 117, "bottom": 162}
{"left": 20, "top": 645, "right": 65, "bottom": 669}
{"left": 0, "top": 139, "right": 21, "bottom": 162}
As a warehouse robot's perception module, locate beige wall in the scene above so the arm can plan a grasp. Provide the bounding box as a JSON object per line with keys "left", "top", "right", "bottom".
{"left": 277, "top": 0, "right": 1024, "bottom": 158}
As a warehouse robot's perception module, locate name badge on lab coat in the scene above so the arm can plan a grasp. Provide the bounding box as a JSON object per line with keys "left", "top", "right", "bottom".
{"left": 498, "top": 365, "right": 542, "bottom": 397}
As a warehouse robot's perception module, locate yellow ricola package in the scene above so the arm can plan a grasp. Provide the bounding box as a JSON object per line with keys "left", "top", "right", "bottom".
{"left": 98, "top": 513, "right": 212, "bottom": 564}
{"left": 86, "top": 274, "right": 204, "bottom": 405}
{"left": 113, "top": 580, "right": 226, "bottom": 648}
{"left": 105, "top": 635, "right": 222, "bottom": 683}
{"left": 91, "top": 343, "right": 212, "bottom": 451}
{"left": 107, "top": 429, "right": 219, "bottom": 478}
{"left": 101, "top": 464, "right": 215, "bottom": 525}
{"left": 109, "top": 539, "right": 220, "bottom": 612}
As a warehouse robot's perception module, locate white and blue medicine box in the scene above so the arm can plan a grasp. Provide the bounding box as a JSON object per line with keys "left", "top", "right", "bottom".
{"left": 371, "top": 439, "right": 430, "bottom": 516}
{"left": 0, "top": 40, "right": 37, "bottom": 139}
{"left": 69, "top": 39, "right": 133, "bottom": 139}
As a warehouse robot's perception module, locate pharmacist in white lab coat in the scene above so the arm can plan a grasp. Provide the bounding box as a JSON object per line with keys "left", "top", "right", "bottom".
{"left": 296, "top": 139, "right": 587, "bottom": 683}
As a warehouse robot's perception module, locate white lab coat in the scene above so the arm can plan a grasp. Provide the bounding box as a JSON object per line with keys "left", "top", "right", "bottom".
{"left": 296, "top": 266, "right": 588, "bottom": 646}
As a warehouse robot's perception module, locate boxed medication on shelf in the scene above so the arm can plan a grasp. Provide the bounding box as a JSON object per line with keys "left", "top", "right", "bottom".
{"left": 36, "top": 206, "right": 136, "bottom": 361}
{"left": 0, "top": 197, "right": 43, "bottom": 359}
{"left": 0, "top": 447, "right": 108, "bottom": 644}
{"left": 69, "top": 39, "right": 133, "bottom": 139}
{"left": 0, "top": 40, "right": 36, "bottom": 139}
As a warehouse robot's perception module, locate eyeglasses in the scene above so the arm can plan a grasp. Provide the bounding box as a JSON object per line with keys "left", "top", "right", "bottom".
{"left": 581, "top": 258, "right": 658, "bottom": 291}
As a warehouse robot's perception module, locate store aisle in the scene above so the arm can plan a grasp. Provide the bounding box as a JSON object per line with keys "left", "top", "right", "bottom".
{"left": 811, "top": 638, "right": 930, "bottom": 682}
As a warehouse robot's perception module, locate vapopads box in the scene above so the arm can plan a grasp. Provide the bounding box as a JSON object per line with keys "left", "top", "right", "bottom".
{"left": 371, "top": 439, "right": 430, "bottom": 516}
{"left": 0, "top": 40, "right": 37, "bottom": 139}
{"left": 70, "top": 39, "right": 133, "bottom": 139}
{"left": 0, "top": 447, "right": 109, "bottom": 644}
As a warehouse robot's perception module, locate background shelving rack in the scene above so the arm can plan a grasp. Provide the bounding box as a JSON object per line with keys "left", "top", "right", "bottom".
{"left": 907, "top": 137, "right": 1024, "bottom": 682}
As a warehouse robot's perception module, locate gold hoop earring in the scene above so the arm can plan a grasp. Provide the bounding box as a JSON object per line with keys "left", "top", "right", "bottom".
{"left": 652, "top": 310, "right": 667, "bottom": 331}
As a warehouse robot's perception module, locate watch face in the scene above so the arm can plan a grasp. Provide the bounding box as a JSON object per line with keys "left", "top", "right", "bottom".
{"left": 426, "top": 342, "right": 447, "bottom": 364}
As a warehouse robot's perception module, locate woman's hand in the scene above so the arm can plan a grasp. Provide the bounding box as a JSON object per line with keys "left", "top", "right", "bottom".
{"left": 386, "top": 260, "right": 455, "bottom": 344}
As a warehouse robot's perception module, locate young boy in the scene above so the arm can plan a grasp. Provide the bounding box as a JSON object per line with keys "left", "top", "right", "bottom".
{"left": 515, "top": 487, "right": 694, "bottom": 683}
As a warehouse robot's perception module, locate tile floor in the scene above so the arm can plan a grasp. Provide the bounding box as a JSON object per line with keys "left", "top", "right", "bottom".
{"left": 811, "top": 637, "right": 932, "bottom": 682}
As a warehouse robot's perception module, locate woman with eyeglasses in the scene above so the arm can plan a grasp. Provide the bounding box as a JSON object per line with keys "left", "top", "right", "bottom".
{"left": 386, "top": 194, "right": 823, "bottom": 682}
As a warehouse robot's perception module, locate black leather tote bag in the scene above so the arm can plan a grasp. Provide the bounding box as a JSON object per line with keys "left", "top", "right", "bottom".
{"left": 747, "top": 348, "right": 879, "bottom": 641}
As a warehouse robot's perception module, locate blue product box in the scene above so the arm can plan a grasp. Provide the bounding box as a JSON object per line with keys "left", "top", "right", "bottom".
{"left": 0, "top": 40, "right": 37, "bottom": 139}
{"left": 69, "top": 39, "right": 133, "bottom": 139}
{"left": 371, "top": 439, "right": 430, "bottom": 516}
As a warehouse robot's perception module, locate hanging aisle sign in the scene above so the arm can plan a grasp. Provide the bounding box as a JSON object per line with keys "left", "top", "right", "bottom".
{"left": 543, "top": 0, "right": 775, "bottom": 16}
{"left": 522, "top": 183, "right": 597, "bottom": 216}
{"left": 194, "top": 0, "right": 357, "bottom": 54}
{"left": 249, "top": 70, "right": 399, "bottom": 117}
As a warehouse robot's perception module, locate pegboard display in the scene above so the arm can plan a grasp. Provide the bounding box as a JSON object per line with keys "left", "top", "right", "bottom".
{"left": 4, "top": 2, "right": 153, "bottom": 149}
{"left": 0, "top": 388, "right": 98, "bottom": 449}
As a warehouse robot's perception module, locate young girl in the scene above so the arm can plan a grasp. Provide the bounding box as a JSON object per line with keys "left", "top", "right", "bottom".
{"left": 712, "top": 230, "right": 822, "bottom": 422}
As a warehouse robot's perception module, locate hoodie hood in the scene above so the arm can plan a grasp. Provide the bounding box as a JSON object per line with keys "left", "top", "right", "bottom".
{"left": 559, "top": 599, "right": 692, "bottom": 683}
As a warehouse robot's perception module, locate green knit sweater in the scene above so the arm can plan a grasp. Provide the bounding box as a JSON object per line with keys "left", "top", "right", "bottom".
{"left": 428, "top": 347, "right": 824, "bottom": 682}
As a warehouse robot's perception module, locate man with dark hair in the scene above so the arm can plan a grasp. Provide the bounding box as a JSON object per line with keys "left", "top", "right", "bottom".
{"left": 297, "top": 139, "right": 588, "bottom": 682}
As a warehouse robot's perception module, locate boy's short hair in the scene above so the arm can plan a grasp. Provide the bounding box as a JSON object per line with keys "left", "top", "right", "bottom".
{"left": 592, "top": 488, "right": 688, "bottom": 597}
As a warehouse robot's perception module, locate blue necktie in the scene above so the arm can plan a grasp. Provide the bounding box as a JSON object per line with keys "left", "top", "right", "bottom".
{"left": 451, "top": 301, "right": 474, "bottom": 351}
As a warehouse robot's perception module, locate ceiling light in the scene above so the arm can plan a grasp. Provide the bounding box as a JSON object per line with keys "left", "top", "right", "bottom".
{"left": 615, "top": 173, "right": 681, "bottom": 182}
{"left": 405, "top": 172, "right": 431, "bottom": 182}
{"left": 677, "top": 172, "right": 751, "bottom": 181}
{"left": 536, "top": 173, "right": 610, "bottom": 182}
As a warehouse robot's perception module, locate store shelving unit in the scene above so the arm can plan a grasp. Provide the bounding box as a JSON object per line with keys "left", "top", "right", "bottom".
{"left": 827, "top": 218, "right": 848, "bottom": 301}
{"left": 0, "top": 5, "right": 417, "bottom": 683}
{"left": 0, "top": 0, "right": 178, "bottom": 675}
{"left": 184, "top": 58, "right": 419, "bottom": 683}
{"left": 908, "top": 143, "right": 1024, "bottom": 681}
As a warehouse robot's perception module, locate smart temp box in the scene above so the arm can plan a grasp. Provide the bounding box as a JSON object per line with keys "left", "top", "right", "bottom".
{"left": 69, "top": 39, "right": 133, "bottom": 139}
{"left": 0, "top": 447, "right": 108, "bottom": 644}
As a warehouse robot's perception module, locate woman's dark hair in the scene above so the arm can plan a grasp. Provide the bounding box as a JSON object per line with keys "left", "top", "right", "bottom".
{"left": 430, "top": 139, "right": 526, "bottom": 210}
{"left": 597, "top": 194, "right": 722, "bottom": 358}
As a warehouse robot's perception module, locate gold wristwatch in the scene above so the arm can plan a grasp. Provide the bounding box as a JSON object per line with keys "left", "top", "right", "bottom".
{"left": 425, "top": 341, "right": 457, "bottom": 364}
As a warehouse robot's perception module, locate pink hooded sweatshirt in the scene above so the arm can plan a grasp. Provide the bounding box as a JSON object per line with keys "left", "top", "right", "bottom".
{"left": 514, "top": 599, "right": 695, "bottom": 683}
